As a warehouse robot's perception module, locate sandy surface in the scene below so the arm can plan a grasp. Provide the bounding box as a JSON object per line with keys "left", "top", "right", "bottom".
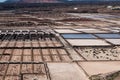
{"left": 75, "top": 46, "right": 120, "bottom": 60}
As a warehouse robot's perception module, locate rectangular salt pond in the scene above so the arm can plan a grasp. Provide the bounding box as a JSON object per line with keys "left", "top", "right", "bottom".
{"left": 55, "top": 29, "right": 80, "bottom": 33}
{"left": 62, "top": 34, "right": 96, "bottom": 39}
{"left": 66, "top": 39, "right": 111, "bottom": 46}
{"left": 95, "top": 33, "right": 120, "bottom": 39}
{"left": 74, "top": 29, "right": 108, "bottom": 33}
{"left": 78, "top": 61, "right": 120, "bottom": 76}
{"left": 105, "top": 39, "right": 120, "bottom": 45}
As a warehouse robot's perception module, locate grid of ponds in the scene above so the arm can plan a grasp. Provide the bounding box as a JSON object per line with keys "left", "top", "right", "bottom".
{"left": 61, "top": 30, "right": 120, "bottom": 46}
